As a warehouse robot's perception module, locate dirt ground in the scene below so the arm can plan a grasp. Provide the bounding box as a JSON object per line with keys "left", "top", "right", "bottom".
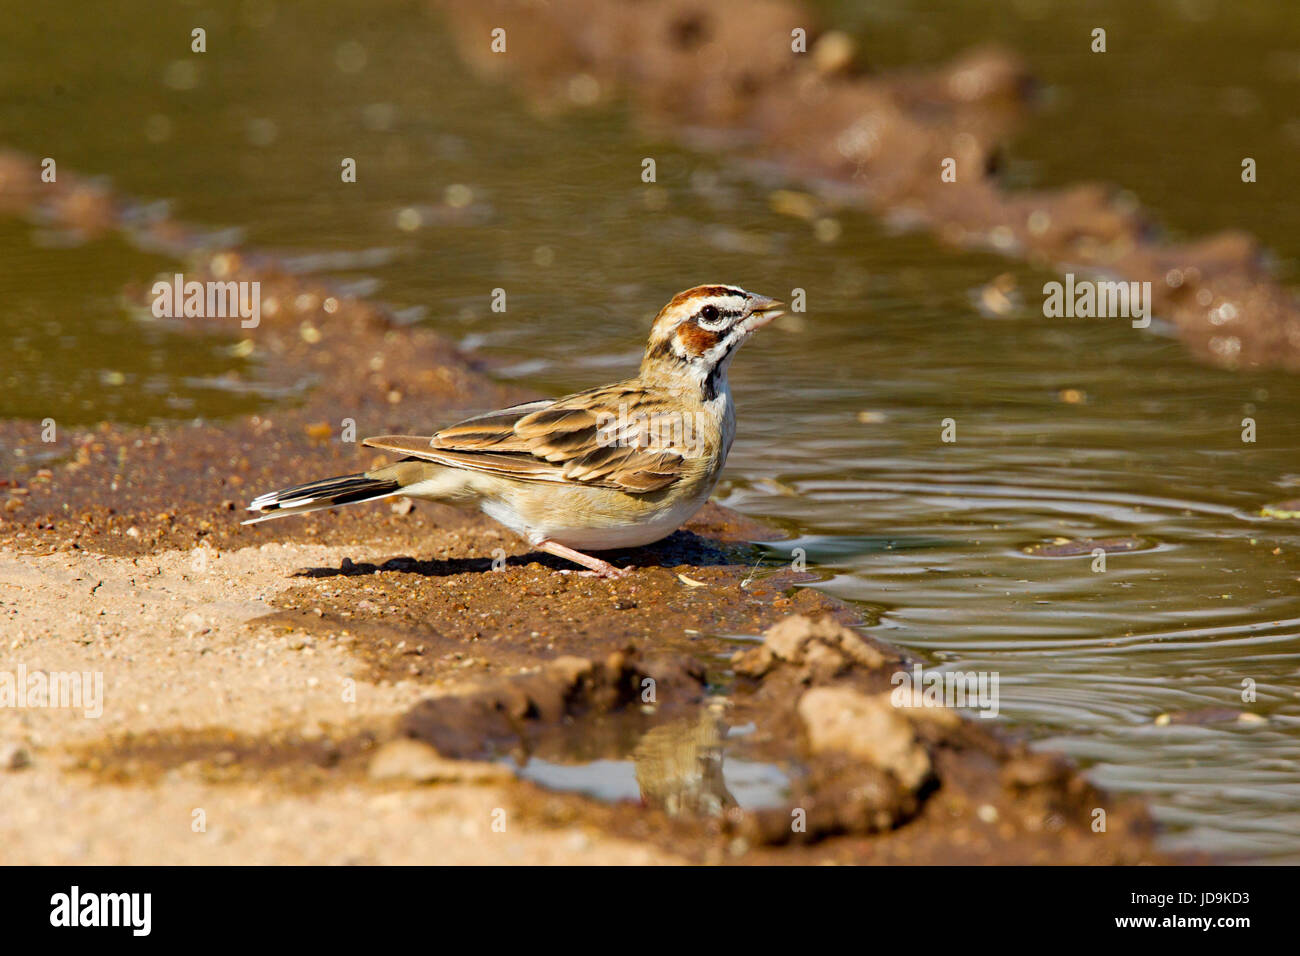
{"left": 0, "top": 509, "right": 1164, "bottom": 865}
{"left": 1, "top": 541, "right": 675, "bottom": 864}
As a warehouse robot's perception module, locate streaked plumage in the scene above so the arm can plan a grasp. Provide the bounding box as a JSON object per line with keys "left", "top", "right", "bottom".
{"left": 245, "top": 285, "right": 783, "bottom": 576}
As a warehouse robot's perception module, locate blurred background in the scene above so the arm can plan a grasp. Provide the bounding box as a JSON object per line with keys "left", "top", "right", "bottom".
{"left": 3, "top": 0, "right": 1299, "bottom": 860}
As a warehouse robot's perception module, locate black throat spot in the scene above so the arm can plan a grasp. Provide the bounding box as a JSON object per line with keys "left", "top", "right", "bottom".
{"left": 701, "top": 338, "right": 740, "bottom": 401}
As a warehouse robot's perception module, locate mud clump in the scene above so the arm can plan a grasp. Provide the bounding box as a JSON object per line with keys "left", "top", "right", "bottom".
{"left": 798, "top": 686, "right": 932, "bottom": 791}
{"left": 716, "top": 614, "right": 1161, "bottom": 860}
{"left": 732, "top": 613, "right": 893, "bottom": 683}
{"left": 726, "top": 616, "right": 934, "bottom": 844}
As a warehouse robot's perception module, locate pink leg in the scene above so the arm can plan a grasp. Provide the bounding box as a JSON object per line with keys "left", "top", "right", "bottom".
{"left": 536, "top": 539, "right": 631, "bottom": 578}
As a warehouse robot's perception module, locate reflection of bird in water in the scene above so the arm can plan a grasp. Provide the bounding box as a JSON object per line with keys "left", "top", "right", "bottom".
{"left": 632, "top": 703, "right": 736, "bottom": 818}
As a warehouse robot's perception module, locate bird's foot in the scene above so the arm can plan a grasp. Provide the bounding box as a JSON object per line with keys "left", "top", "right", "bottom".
{"left": 537, "top": 540, "right": 632, "bottom": 578}
{"left": 566, "top": 564, "right": 633, "bottom": 579}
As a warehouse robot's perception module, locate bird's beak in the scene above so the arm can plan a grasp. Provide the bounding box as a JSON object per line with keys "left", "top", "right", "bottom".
{"left": 744, "top": 294, "right": 786, "bottom": 330}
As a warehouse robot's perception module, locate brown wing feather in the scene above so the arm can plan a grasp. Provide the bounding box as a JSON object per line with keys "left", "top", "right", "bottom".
{"left": 363, "top": 384, "right": 696, "bottom": 493}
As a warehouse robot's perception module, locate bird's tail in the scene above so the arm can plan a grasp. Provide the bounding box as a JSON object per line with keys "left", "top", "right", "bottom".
{"left": 243, "top": 471, "right": 402, "bottom": 524}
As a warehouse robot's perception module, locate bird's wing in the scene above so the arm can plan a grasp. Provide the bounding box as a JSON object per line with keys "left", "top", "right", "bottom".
{"left": 363, "top": 385, "right": 697, "bottom": 493}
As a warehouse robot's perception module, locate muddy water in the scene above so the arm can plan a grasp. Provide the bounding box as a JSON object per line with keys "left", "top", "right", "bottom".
{"left": 3, "top": 1, "right": 1299, "bottom": 860}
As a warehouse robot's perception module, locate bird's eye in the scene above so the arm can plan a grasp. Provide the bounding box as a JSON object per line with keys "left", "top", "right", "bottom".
{"left": 699, "top": 304, "right": 720, "bottom": 323}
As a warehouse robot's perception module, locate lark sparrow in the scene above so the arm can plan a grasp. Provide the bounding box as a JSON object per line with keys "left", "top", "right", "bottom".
{"left": 245, "top": 285, "right": 784, "bottom": 577}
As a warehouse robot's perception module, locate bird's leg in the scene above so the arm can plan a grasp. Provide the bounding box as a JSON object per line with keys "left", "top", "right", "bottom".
{"left": 535, "top": 539, "right": 631, "bottom": 578}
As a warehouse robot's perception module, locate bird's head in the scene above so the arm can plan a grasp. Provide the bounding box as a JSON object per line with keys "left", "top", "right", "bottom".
{"left": 640, "top": 285, "right": 784, "bottom": 392}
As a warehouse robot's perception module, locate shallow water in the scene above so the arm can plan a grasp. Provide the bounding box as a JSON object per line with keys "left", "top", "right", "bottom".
{"left": 502, "top": 706, "right": 795, "bottom": 818}
{"left": 3, "top": 1, "right": 1299, "bottom": 860}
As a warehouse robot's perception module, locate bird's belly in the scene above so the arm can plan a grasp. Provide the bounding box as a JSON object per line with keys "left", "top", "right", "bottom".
{"left": 481, "top": 481, "right": 713, "bottom": 552}
{"left": 539, "top": 505, "right": 700, "bottom": 550}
